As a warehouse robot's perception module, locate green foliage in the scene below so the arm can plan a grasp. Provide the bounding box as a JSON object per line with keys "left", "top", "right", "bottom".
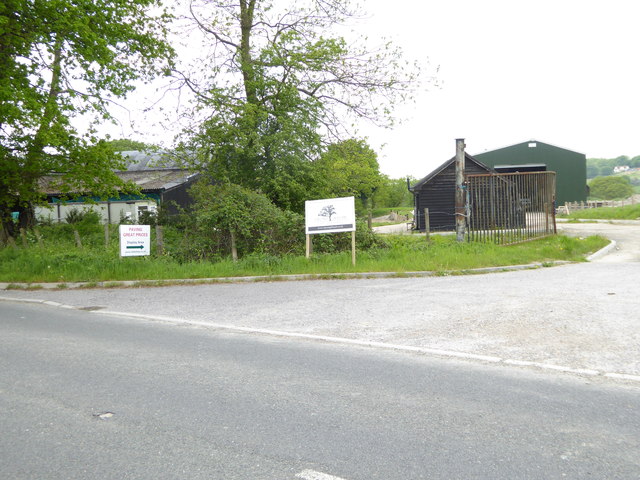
{"left": 586, "top": 156, "right": 640, "bottom": 178}
{"left": 166, "top": 181, "right": 385, "bottom": 261}
{"left": 181, "top": 181, "right": 306, "bottom": 260}
{"left": 564, "top": 204, "right": 640, "bottom": 220}
{"left": 105, "top": 139, "right": 154, "bottom": 152}
{"left": 0, "top": 0, "right": 174, "bottom": 237}
{"left": 137, "top": 209, "right": 158, "bottom": 227}
{"left": 588, "top": 176, "right": 634, "bottom": 199}
{"left": 373, "top": 176, "right": 415, "bottom": 208}
{"left": 179, "top": 0, "right": 420, "bottom": 212}
{"left": 315, "top": 139, "right": 382, "bottom": 212}
{"left": 0, "top": 228, "right": 609, "bottom": 283}
{"left": 64, "top": 208, "right": 101, "bottom": 225}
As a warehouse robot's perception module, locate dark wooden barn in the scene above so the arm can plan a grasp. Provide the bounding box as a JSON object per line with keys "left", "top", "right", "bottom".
{"left": 410, "top": 153, "right": 493, "bottom": 231}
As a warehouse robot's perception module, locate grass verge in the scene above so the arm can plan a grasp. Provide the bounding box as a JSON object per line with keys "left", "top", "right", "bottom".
{"left": 0, "top": 234, "right": 608, "bottom": 284}
{"left": 559, "top": 204, "right": 640, "bottom": 220}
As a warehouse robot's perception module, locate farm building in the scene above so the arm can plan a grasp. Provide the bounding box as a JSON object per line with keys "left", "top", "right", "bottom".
{"left": 474, "top": 140, "right": 586, "bottom": 205}
{"left": 36, "top": 151, "right": 200, "bottom": 224}
{"left": 410, "top": 152, "right": 493, "bottom": 231}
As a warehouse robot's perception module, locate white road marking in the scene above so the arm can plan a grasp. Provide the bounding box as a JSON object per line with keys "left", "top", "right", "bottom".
{"left": 605, "top": 372, "right": 640, "bottom": 382}
{"left": 296, "top": 469, "right": 348, "bottom": 480}
{"left": 3, "top": 297, "right": 639, "bottom": 384}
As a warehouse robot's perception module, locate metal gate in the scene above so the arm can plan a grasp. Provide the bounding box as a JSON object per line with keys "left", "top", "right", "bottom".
{"left": 466, "top": 171, "right": 556, "bottom": 244}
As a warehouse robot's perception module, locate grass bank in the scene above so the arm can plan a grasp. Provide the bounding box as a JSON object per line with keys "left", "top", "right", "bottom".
{"left": 560, "top": 204, "right": 640, "bottom": 220}
{"left": 0, "top": 231, "right": 608, "bottom": 284}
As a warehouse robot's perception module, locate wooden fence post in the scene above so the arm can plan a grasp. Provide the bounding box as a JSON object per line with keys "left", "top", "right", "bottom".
{"left": 73, "top": 229, "right": 82, "bottom": 248}
{"left": 34, "top": 227, "right": 44, "bottom": 248}
{"left": 424, "top": 208, "right": 430, "bottom": 241}
{"left": 230, "top": 230, "right": 238, "bottom": 262}
{"left": 104, "top": 223, "right": 110, "bottom": 247}
{"left": 351, "top": 230, "right": 356, "bottom": 266}
{"left": 19, "top": 228, "right": 28, "bottom": 247}
{"left": 155, "top": 225, "right": 164, "bottom": 256}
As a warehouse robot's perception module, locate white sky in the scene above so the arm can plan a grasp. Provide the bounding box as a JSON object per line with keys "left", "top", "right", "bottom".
{"left": 358, "top": 0, "right": 640, "bottom": 178}
{"left": 107, "top": 0, "right": 640, "bottom": 179}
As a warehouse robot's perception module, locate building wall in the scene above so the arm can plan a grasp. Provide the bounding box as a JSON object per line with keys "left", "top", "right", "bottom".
{"left": 36, "top": 200, "right": 158, "bottom": 224}
{"left": 475, "top": 141, "right": 587, "bottom": 205}
{"left": 413, "top": 157, "right": 490, "bottom": 231}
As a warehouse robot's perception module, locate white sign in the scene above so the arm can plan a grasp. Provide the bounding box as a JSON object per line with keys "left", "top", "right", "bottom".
{"left": 119, "top": 225, "right": 151, "bottom": 257}
{"left": 305, "top": 196, "right": 356, "bottom": 234}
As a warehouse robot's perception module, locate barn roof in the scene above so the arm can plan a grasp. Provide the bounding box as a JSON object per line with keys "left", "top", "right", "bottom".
{"left": 38, "top": 150, "right": 198, "bottom": 196}
{"left": 39, "top": 169, "right": 199, "bottom": 196}
{"left": 120, "top": 150, "right": 185, "bottom": 170}
{"left": 410, "top": 153, "right": 493, "bottom": 190}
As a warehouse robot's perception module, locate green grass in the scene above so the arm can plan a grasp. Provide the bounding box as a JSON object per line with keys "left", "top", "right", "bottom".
{"left": 371, "top": 207, "right": 414, "bottom": 218}
{"left": 561, "top": 204, "right": 640, "bottom": 220}
{"left": 0, "top": 232, "right": 609, "bottom": 284}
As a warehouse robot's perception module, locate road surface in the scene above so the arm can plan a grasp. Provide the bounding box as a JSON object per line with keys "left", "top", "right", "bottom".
{"left": 2, "top": 302, "right": 639, "bottom": 479}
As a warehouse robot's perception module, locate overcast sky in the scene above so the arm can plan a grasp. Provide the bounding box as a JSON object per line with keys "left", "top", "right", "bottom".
{"left": 359, "top": 0, "right": 640, "bottom": 178}
{"left": 108, "top": 0, "right": 640, "bottom": 179}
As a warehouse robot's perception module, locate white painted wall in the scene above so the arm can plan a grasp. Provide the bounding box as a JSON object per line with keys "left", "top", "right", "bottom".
{"left": 36, "top": 200, "right": 158, "bottom": 224}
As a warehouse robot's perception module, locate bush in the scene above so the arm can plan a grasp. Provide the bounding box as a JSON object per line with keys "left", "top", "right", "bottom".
{"left": 589, "top": 176, "right": 634, "bottom": 199}
{"left": 64, "top": 207, "right": 101, "bottom": 225}
{"left": 169, "top": 181, "right": 385, "bottom": 261}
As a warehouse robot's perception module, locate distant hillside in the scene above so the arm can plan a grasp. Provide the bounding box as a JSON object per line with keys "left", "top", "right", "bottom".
{"left": 587, "top": 156, "right": 640, "bottom": 178}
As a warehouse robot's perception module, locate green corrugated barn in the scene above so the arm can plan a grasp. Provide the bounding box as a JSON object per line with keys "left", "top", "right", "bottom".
{"left": 474, "top": 140, "right": 587, "bottom": 205}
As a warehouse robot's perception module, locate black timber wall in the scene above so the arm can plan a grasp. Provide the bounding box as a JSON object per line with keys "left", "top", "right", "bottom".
{"left": 160, "top": 176, "right": 200, "bottom": 216}
{"left": 414, "top": 158, "right": 490, "bottom": 231}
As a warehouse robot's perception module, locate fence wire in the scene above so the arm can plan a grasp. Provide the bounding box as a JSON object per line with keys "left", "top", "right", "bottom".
{"left": 466, "top": 171, "right": 557, "bottom": 244}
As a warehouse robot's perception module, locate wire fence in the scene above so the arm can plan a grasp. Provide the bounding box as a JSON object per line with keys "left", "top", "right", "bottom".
{"left": 466, "top": 171, "right": 557, "bottom": 244}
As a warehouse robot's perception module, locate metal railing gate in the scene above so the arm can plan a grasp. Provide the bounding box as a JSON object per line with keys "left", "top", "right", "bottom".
{"left": 465, "top": 171, "right": 556, "bottom": 244}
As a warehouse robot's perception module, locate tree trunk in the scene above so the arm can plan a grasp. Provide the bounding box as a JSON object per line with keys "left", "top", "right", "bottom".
{"left": 239, "top": 0, "right": 258, "bottom": 104}
{"left": 230, "top": 229, "right": 238, "bottom": 262}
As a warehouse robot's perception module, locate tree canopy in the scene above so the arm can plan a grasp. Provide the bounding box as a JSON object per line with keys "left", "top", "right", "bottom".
{"left": 587, "top": 155, "right": 640, "bottom": 178}
{"left": 105, "top": 139, "right": 156, "bottom": 152}
{"left": 589, "top": 176, "right": 634, "bottom": 200}
{"left": 176, "top": 0, "right": 420, "bottom": 211}
{"left": 316, "top": 138, "right": 382, "bottom": 209}
{"left": 0, "top": 0, "right": 173, "bottom": 237}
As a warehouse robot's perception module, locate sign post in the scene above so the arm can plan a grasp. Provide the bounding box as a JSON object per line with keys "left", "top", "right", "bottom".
{"left": 305, "top": 196, "right": 356, "bottom": 265}
{"left": 119, "top": 225, "right": 151, "bottom": 257}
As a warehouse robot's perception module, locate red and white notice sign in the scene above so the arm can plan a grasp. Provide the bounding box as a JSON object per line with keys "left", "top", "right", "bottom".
{"left": 119, "top": 225, "right": 151, "bottom": 257}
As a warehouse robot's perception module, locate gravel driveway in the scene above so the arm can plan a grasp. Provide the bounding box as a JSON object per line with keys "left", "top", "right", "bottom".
{"left": 2, "top": 221, "right": 639, "bottom": 380}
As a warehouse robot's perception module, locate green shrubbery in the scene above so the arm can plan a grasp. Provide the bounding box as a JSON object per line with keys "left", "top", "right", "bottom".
{"left": 166, "top": 181, "right": 385, "bottom": 262}
{"left": 589, "top": 176, "right": 634, "bottom": 199}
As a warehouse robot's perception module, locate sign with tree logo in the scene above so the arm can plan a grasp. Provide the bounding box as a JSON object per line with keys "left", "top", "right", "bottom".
{"left": 305, "top": 196, "right": 355, "bottom": 234}
{"left": 304, "top": 196, "right": 356, "bottom": 265}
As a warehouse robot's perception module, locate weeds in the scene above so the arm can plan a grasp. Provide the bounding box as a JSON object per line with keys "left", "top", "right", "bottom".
{"left": 0, "top": 224, "right": 609, "bottom": 284}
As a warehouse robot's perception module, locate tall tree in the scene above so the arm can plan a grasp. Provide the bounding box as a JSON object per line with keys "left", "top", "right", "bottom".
{"left": 316, "top": 138, "right": 382, "bottom": 210}
{"left": 0, "top": 0, "right": 173, "bottom": 238}
{"left": 177, "top": 0, "right": 420, "bottom": 211}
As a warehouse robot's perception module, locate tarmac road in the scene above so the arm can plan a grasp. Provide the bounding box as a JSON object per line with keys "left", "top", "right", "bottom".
{"left": 2, "top": 221, "right": 639, "bottom": 382}
{"left": 3, "top": 301, "right": 640, "bottom": 479}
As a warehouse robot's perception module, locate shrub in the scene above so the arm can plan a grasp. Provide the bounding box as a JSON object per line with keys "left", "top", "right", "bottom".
{"left": 64, "top": 207, "right": 101, "bottom": 225}
{"left": 170, "top": 181, "right": 384, "bottom": 261}
{"left": 589, "top": 176, "right": 634, "bottom": 199}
